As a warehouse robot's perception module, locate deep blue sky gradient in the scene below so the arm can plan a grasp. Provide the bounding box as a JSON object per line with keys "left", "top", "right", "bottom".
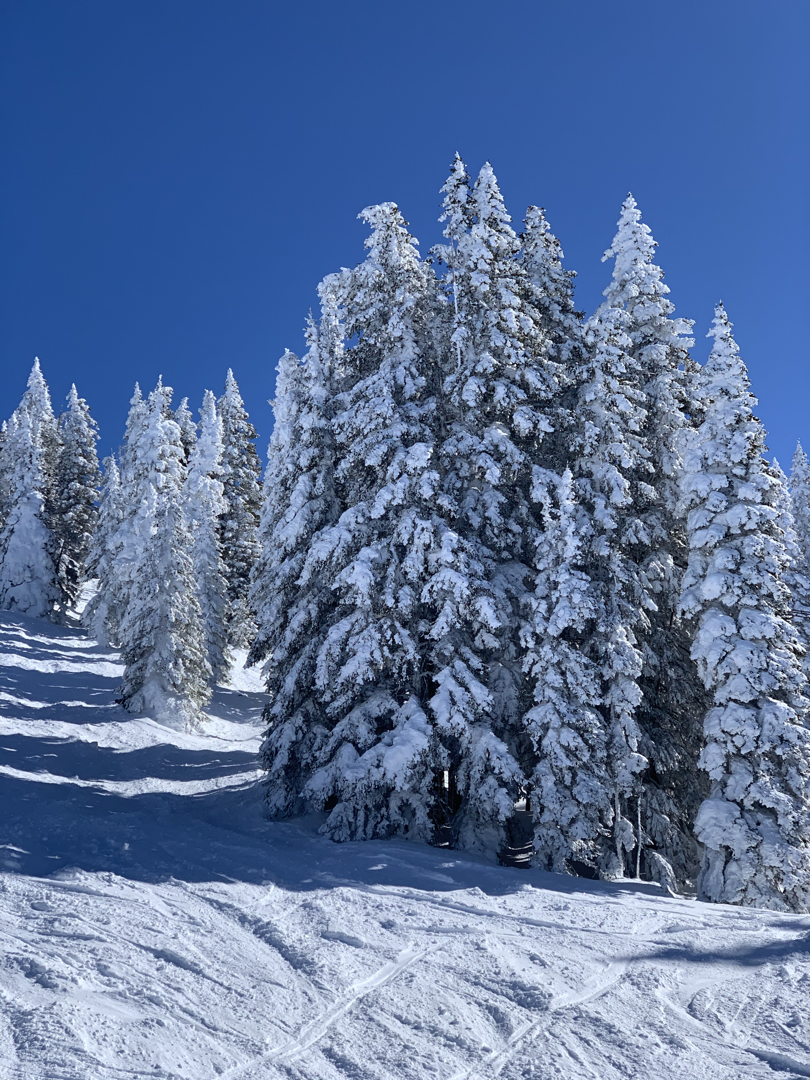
{"left": 1, "top": 1, "right": 808, "bottom": 464}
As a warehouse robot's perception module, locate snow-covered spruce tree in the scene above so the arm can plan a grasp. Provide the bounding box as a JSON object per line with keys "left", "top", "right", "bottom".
{"left": 680, "top": 304, "right": 810, "bottom": 911}
{"left": 257, "top": 204, "right": 447, "bottom": 841}
{"left": 428, "top": 158, "right": 566, "bottom": 855}
{"left": 790, "top": 443, "right": 810, "bottom": 567}
{"left": 598, "top": 195, "right": 708, "bottom": 883}
{"left": 0, "top": 360, "right": 63, "bottom": 618}
{"left": 183, "top": 390, "right": 231, "bottom": 684}
{"left": 84, "top": 385, "right": 147, "bottom": 645}
{"left": 566, "top": 302, "right": 655, "bottom": 877}
{"left": 522, "top": 468, "right": 613, "bottom": 872}
{"left": 173, "top": 397, "right": 197, "bottom": 464}
{"left": 17, "top": 359, "right": 61, "bottom": 512}
{"left": 84, "top": 456, "right": 124, "bottom": 645}
{"left": 770, "top": 459, "right": 810, "bottom": 676}
{"left": 52, "top": 385, "right": 101, "bottom": 611}
{"left": 218, "top": 370, "right": 263, "bottom": 646}
{"left": 118, "top": 380, "right": 211, "bottom": 725}
{"left": 249, "top": 302, "right": 342, "bottom": 819}
{"left": 0, "top": 409, "right": 60, "bottom": 617}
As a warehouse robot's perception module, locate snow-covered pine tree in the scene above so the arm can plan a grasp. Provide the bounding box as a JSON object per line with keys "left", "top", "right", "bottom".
{"left": 218, "top": 371, "right": 263, "bottom": 646}
{"left": 52, "top": 385, "right": 101, "bottom": 611}
{"left": 770, "top": 458, "right": 810, "bottom": 677}
{"left": 0, "top": 409, "right": 60, "bottom": 617}
{"left": 85, "top": 385, "right": 147, "bottom": 646}
{"left": 118, "top": 380, "right": 211, "bottom": 725}
{"left": 17, "top": 359, "right": 61, "bottom": 513}
{"left": 427, "top": 158, "right": 565, "bottom": 855}
{"left": 0, "top": 361, "right": 62, "bottom": 618}
{"left": 680, "top": 304, "right": 810, "bottom": 911}
{"left": 84, "top": 456, "right": 124, "bottom": 645}
{"left": 790, "top": 443, "right": 810, "bottom": 567}
{"left": 567, "top": 302, "right": 654, "bottom": 876}
{"left": 519, "top": 206, "right": 585, "bottom": 375}
{"left": 522, "top": 468, "right": 612, "bottom": 872}
{"left": 256, "top": 204, "right": 447, "bottom": 841}
{"left": 173, "top": 397, "right": 197, "bottom": 464}
{"left": 249, "top": 304, "right": 342, "bottom": 819}
{"left": 183, "top": 390, "right": 230, "bottom": 684}
{"left": 598, "top": 195, "right": 707, "bottom": 884}
{"left": 518, "top": 205, "right": 588, "bottom": 473}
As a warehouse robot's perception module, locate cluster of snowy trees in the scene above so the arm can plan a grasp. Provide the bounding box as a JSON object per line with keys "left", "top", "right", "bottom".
{"left": 3, "top": 156, "right": 810, "bottom": 912}
{"left": 0, "top": 364, "right": 262, "bottom": 727}
{"left": 250, "top": 156, "right": 810, "bottom": 912}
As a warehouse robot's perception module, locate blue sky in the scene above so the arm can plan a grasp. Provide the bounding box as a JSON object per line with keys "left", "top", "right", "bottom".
{"left": 1, "top": 1, "right": 807, "bottom": 465}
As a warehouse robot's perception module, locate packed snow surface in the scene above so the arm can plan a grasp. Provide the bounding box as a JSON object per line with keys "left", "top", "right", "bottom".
{"left": 1, "top": 613, "right": 809, "bottom": 1079}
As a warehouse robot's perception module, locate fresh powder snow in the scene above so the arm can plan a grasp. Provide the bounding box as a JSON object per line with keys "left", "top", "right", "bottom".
{"left": 1, "top": 610, "right": 809, "bottom": 1079}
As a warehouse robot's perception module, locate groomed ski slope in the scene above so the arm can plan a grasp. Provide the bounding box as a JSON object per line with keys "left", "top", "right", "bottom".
{"left": 0, "top": 613, "right": 809, "bottom": 1080}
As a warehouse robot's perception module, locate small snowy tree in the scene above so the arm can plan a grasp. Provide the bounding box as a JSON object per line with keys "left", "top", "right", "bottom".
{"left": 118, "top": 381, "right": 211, "bottom": 725}
{"left": 52, "top": 385, "right": 101, "bottom": 611}
{"left": 0, "top": 361, "right": 62, "bottom": 618}
{"left": 519, "top": 205, "right": 587, "bottom": 389}
{"left": 0, "top": 410, "right": 60, "bottom": 617}
{"left": 680, "top": 305, "right": 810, "bottom": 912}
{"left": 217, "top": 371, "right": 263, "bottom": 646}
{"left": 173, "top": 397, "right": 197, "bottom": 464}
{"left": 86, "top": 385, "right": 148, "bottom": 646}
{"left": 17, "top": 359, "right": 61, "bottom": 514}
{"left": 183, "top": 390, "right": 231, "bottom": 684}
{"left": 84, "top": 456, "right": 125, "bottom": 645}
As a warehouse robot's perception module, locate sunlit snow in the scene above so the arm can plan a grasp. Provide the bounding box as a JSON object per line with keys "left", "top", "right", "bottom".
{"left": 1, "top": 612, "right": 809, "bottom": 1078}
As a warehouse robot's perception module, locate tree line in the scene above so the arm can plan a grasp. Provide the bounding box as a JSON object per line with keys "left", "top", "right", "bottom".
{"left": 2, "top": 155, "right": 809, "bottom": 911}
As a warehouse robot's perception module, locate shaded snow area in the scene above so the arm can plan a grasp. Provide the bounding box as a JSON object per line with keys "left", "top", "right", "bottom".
{"left": 1, "top": 614, "right": 810, "bottom": 1079}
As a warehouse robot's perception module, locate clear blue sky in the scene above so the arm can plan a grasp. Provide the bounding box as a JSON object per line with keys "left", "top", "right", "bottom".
{"left": 1, "top": 1, "right": 807, "bottom": 465}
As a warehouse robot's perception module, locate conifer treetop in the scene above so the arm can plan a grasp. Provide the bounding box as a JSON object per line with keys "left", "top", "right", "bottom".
{"left": 439, "top": 152, "right": 471, "bottom": 242}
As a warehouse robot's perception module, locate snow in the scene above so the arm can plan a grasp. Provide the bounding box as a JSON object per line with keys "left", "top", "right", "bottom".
{"left": 1, "top": 611, "right": 810, "bottom": 1079}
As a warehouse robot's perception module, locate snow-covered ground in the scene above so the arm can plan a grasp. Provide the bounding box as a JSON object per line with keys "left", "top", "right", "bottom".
{"left": 0, "top": 613, "right": 809, "bottom": 1079}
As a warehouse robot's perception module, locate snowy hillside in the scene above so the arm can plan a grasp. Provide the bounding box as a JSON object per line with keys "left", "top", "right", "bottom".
{"left": 1, "top": 613, "right": 809, "bottom": 1080}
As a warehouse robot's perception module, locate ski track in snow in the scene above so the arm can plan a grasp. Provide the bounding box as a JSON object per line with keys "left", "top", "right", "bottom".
{"left": 1, "top": 611, "right": 810, "bottom": 1079}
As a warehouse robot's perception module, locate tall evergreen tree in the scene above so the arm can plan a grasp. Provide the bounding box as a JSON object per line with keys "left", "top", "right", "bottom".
{"left": 255, "top": 205, "right": 444, "bottom": 840}
{"left": 598, "top": 195, "right": 707, "bottom": 884}
{"left": 183, "top": 390, "right": 230, "bottom": 684}
{"left": 680, "top": 305, "right": 810, "bottom": 911}
{"left": 218, "top": 371, "right": 263, "bottom": 646}
{"left": 52, "top": 385, "right": 101, "bottom": 611}
{"left": 249, "top": 305, "right": 342, "bottom": 819}
{"left": 118, "top": 381, "right": 211, "bottom": 725}
{"left": 566, "top": 303, "right": 654, "bottom": 876}
{"left": 427, "top": 159, "right": 565, "bottom": 854}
